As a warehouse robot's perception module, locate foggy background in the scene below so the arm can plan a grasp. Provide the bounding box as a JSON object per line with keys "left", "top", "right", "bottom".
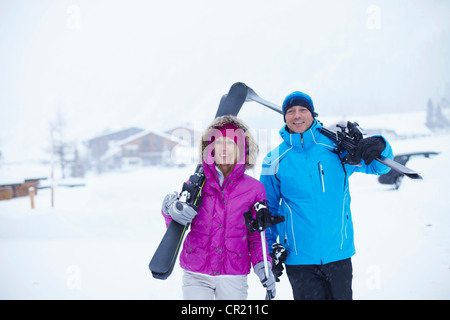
{"left": 0, "top": 0, "right": 449, "bottom": 163}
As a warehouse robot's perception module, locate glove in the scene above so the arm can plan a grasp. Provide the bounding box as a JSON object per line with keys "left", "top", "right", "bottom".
{"left": 269, "top": 243, "right": 287, "bottom": 282}
{"left": 161, "top": 191, "right": 178, "bottom": 216}
{"left": 244, "top": 201, "right": 285, "bottom": 232}
{"left": 254, "top": 261, "right": 276, "bottom": 299}
{"left": 344, "top": 136, "right": 386, "bottom": 165}
{"left": 357, "top": 136, "right": 386, "bottom": 165}
{"left": 168, "top": 200, "right": 198, "bottom": 226}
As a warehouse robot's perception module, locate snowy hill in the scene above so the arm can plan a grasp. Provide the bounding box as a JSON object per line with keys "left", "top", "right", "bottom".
{"left": 1, "top": 132, "right": 449, "bottom": 300}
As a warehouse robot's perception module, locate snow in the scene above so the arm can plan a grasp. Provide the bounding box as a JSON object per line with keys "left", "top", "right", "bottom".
{"left": 1, "top": 133, "right": 450, "bottom": 300}
{"left": 350, "top": 134, "right": 450, "bottom": 299}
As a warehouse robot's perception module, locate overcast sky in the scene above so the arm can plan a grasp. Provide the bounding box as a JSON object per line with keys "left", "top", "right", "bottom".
{"left": 1, "top": 0, "right": 449, "bottom": 162}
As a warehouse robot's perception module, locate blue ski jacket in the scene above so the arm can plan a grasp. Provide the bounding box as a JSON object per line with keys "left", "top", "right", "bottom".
{"left": 260, "top": 120, "right": 393, "bottom": 265}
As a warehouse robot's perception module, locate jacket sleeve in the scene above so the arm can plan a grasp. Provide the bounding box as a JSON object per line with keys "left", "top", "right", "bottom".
{"left": 354, "top": 135, "right": 394, "bottom": 175}
{"left": 259, "top": 160, "right": 282, "bottom": 254}
{"left": 248, "top": 184, "right": 273, "bottom": 268}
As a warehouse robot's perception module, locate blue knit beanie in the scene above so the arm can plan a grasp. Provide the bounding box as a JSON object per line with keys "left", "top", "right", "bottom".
{"left": 282, "top": 91, "right": 316, "bottom": 122}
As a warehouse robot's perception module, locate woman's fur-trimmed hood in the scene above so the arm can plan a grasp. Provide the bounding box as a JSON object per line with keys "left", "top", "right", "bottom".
{"left": 199, "top": 115, "right": 258, "bottom": 170}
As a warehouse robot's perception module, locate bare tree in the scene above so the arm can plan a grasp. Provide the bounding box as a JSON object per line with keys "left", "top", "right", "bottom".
{"left": 50, "top": 107, "right": 70, "bottom": 179}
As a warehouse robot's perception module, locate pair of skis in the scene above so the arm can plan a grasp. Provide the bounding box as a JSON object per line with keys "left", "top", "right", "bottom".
{"left": 149, "top": 82, "right": 422, "bottom": 283}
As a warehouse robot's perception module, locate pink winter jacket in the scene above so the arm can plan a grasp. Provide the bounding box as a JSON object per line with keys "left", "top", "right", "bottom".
{"left": 163, "top": 160, "right": 271, "bottom": 276}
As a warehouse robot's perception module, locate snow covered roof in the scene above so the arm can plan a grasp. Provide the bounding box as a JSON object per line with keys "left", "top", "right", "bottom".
{"left": 117, "top": 129, "right": 181, "bottom": 146}
{"left": 99, "top": 129, "right": 185, "bottom": 162}
{"left": 0, "top": 163, "right": 49, "bottom": 186}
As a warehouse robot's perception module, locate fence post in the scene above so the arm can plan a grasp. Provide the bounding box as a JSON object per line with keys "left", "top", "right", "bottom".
{"left": 29, "top": 186, "right": 35, "bottom": 209}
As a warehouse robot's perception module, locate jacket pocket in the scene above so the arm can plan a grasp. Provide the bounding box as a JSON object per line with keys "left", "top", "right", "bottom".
{"left": 224, "top": 237, "right": 251, "bottom": 274}
{"left": 318, "top": 162, "right": 326, "bottom": 193}
{"left": 181, "top": 233, "right": 208, "bottom": 272}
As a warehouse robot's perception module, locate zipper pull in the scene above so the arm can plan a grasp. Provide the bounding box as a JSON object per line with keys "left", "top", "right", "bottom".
{"left": 318, "top": 162, "right": 325, "bottom": 193}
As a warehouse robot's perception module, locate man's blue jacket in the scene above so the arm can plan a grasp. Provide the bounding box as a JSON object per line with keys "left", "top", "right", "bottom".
{"left": 260, "top": 120, "right": 393, "bottom": 265}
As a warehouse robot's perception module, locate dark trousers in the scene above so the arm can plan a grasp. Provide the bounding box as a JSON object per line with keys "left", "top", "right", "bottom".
{"left": 286, "top": 258, "right": 353, "bottom": 300}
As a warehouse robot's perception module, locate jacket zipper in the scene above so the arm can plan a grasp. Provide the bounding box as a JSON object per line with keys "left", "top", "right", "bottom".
{"left": 318, "top": 162, "right": 325, "bottom": 192}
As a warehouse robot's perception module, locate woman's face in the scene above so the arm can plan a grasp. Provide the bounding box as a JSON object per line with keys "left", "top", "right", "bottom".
{"left": 213, "top": 136, "right": 237, "bottom": 165}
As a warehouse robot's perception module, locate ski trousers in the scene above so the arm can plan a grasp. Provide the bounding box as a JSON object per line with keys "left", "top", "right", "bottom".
{"left": 182, "top": 270, "right": 248, "bottom": 300}
{"left": 285, "top": 258, "right": 353, "bottom": 300}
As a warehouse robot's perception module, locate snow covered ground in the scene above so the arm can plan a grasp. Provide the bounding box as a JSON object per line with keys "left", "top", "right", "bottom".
{"left": 1, "top": 133, "right": 449, "bottom": 300}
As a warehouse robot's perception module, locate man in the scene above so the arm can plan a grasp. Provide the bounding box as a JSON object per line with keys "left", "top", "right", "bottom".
{"left": 260, "top": 91, "right": 393, "bottom": 300}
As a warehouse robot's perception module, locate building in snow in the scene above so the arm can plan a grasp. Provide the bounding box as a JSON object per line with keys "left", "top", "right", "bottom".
{"left": 85, "top": 125, "right": 199, "bottom": 172}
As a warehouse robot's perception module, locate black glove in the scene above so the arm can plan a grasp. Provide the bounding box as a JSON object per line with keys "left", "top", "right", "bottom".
{"left": 357, "top": 136, "right": 386, "bottom": 165}
{"left": 344, "top": 136, "right": 385, "bottom": 165}
{"left": 244, "top": 201, "right": 285, "bottom": 232}
{"left": 269, "top": 243, "right": 287, "bottom": 282}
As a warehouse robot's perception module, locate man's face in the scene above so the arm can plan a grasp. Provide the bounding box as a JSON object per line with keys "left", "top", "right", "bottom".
{"left": 285, "top": 105, "right": 314, "bottom": 133}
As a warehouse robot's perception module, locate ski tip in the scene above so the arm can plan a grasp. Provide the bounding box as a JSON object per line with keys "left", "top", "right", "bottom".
{"left": 405, "top": 172, "right": 423, "bottom": 180}
{"left": 229, "top": 82, "right": 248, "bottom": 96}
{"left": 231, "top": 82, "right": 247, "bottom": 88}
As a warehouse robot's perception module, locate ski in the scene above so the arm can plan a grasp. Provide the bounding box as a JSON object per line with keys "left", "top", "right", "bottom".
{"left": 149, "top": 218, "right": 189, "bottom": 279}
{"left": 149, "top": 83, "right": 248, "bottom": 280}
{"left": 243, "top": 83, "right": 423, "bottom": 180}
{"left": 215, "top": 82, "right": 249, "bottom": 118}
{"left": 377, "top": 156, "right": 422, "bottom": 179}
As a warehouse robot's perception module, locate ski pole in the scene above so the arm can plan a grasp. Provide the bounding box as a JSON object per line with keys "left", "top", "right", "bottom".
{"left": 260, "top": 231, "right": 272, "bottom": 300}
{"left": 260, "top": 232, "right": 269, "bottom": 279}
{"left": 243, "top": 201, "right": 284, "bottom": 300}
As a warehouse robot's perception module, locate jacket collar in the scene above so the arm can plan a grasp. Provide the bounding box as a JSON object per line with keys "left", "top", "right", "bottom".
{"left": 280, "top": 120, "right": 322, "bottom": 150}
{"left": 203, "top": 160, "right": 245, "bottom": 190}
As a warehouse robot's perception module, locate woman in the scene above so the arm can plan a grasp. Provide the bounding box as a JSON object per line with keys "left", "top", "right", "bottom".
{"left": 161, "top": 115, "right": 275, "bottom": 300}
